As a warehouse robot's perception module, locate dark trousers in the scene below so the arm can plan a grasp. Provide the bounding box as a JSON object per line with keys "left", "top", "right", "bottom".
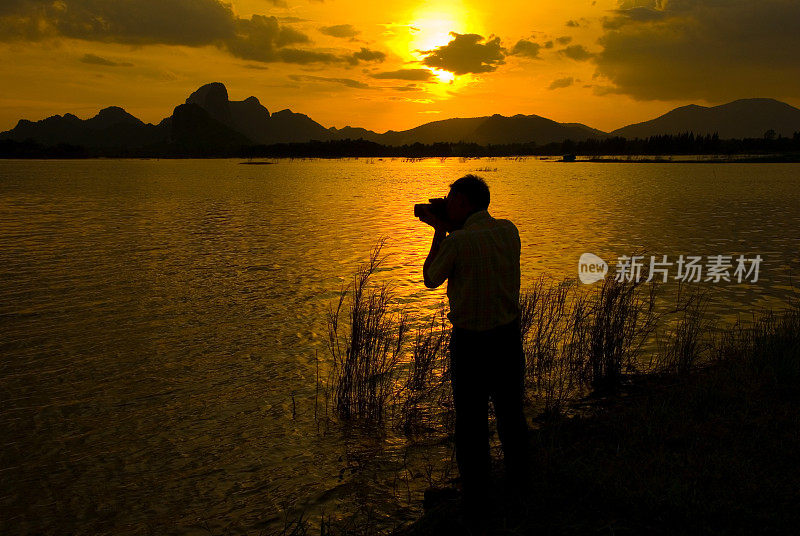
{"left": 449, "top": 316, "right": 530, "bottom": 504}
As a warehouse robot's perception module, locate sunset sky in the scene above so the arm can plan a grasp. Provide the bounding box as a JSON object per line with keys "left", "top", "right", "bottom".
{"left": 1, "top": 0, "right": 799, "bottom": 133}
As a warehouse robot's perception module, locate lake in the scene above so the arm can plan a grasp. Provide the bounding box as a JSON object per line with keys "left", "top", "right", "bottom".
{"left": 1, "top": 158, "right": 798, "bottom": 534}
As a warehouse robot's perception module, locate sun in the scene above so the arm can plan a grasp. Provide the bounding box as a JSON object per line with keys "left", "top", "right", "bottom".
{"left": 384, "top": 2, "right": 475, "bottom": 90}
{"left": 431, "top": 68, "right": 455, "bottom": 84}
{"left": 408, "top": 10, "right": 461, "bottom": 53}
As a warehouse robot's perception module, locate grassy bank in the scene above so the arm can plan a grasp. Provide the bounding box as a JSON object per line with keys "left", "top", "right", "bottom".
{"left": 394, "top": 304, "right": 800, "bottom": 535}
{"left": 304, "top": 244, "right": 799, "bottom": 536}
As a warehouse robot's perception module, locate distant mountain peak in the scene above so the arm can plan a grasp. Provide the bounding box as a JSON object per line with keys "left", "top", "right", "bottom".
{"left": 91, "top": 106, "right": 143, "bottom": 127}
{"left": 673, "top": 103, "right": 706, "bottom": 112}
{"left": 4, "top": 82, "right": 800, "bottom": 152}
{"left": 727, "top": 97, "right": 783, "bottom": 105}
{"left": 272, "top": 109, "right": 312, "bottom": 119}
{"left": 0, "top": 105, "right": 164, "bottom": 149}
{"left": 612, "top": 98, "right": 800, "bottom": 139}
{"left": 186, "top": 82, "right": 229, "bottom": 105}
{"left": 98, "top": 105, "right": 127, "bottom": 114}
{"left": 186, "top": 82, "right": 232, "bottom": 126}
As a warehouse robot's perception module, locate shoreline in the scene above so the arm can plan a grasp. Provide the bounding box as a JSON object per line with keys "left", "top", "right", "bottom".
{"left": 576, "top": 154, "right": 800, "bottom": 163}
{"left": 1, "top": 154, "right": 799, "bottom": 163}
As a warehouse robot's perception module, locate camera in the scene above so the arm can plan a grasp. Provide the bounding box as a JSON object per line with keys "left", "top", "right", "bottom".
{"left": 414, "top": 197, "right": 447, "bottom": 219}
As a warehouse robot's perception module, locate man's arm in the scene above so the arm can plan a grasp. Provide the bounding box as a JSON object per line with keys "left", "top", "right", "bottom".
{"left": 423, "top": 229, "right": 448, "bottom": 288}
{"left": 418, "top": 205, "right": 456, "bottom": 288}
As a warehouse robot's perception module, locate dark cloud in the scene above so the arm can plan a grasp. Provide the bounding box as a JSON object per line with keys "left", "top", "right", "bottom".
{"left": 289, "top": 74, "right": 370, "bottom": 89}
{"left": 603, "top": 6, "right": 666, "bottom": 28}
{"left": 276, "top": 49, "right": 339, "bottom": 64}
{"left": 595, "top": 0, "right": 800, "bottom": 100}
{"left": 548, "top": 77, "right": 574, "bottom": 90}
{"left": 238, "top": 45, "right": 383, "bottom": 66}
{"left": 0, "top": 0, "right": 371, "bottom": 66}
{"left": 616, "top": 0, "right": 666, "bottom": 8}
{"left": 346, "top": 47, "right": 386, "bottom": 65}
{"left": 80, "top": 53, "right": 133, "bottom": 67}
{"left": 419, "top": 32, "right": 505, "bottom": 75}
{"left": 591, "top": 85, "right": 620, "bottom": 96}
{"left": 509, "top": 39, "right": 541, "bottom": 58}
{"left": 0, "top": 0, "right": 235, "bottom": 44}
{"left": 279, "top": 17, "right": 308, "bottom": 23}
{"left": 225, "top": 14, "right": 311, "bottom": 62}
{"left": 544, "top": 40, "right": 554, "bottom": 48}
{"left": 566, "top": 20, "right": 580, "bottom": 27}
{"left": 394, "top": 84, "right": 423, "bottom": 91}
{"left": 560, "top": 44, "right": 594, "bottom": 61}
{"left": 370, "top": 69, "right": 434, "bottom": 81}
{"left": 555, "top": 36, "right": 572, "bottom": 45}
{"left": 319, "top": 24, "right": 360, "bottom": 38}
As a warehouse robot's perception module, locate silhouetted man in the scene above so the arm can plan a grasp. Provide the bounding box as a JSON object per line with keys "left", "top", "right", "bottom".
{"left": 418, "top": 174, "right": 530, "bottom": 522}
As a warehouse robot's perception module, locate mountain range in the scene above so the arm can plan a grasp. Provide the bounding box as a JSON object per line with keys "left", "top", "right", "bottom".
{"left": 2, "top": 82, "right": 800, "bottom": 151}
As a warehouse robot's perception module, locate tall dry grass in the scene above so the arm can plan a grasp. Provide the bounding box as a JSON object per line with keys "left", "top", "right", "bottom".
{"left": 519, "top": 277, "right": 585, "bottom": 416}
{"left": 714, "top": 298, "right": 800, "bottom": 387}
{"left": 650, "top": 283, "right": 713, "bottom": 375}
{"left": 582, "top": 273, "right": 661, "bottom": 393}
{"left": 396, "top": 304, "right": 451, "bottom": 435}
{"left": 324, "top": 243, "right": 727, "bottom": 425}
{"left": 326, "top": 240, "right": 408, "bottom": 423}
{"left": 519, "top": 269, "right": 712, "bottom": 415}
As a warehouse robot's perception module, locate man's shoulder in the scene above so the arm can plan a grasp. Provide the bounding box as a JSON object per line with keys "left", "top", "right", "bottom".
{"left": 491, "top": 217, "right": 520, "bottom": 235}
{"left": 492, "top": 216, "right": 518, "bottom": 228}
{"left": 461, "top": 215, "right": 519, "bottom": 236}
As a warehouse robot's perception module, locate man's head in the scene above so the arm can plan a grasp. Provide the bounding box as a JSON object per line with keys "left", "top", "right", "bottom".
{"left": 446, "top": 174, "right": 490, "bottom": 227}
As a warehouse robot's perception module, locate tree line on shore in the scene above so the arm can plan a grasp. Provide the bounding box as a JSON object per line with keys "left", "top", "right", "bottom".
{"left": 2, "top": 131, "right": 800, "bottom": 159}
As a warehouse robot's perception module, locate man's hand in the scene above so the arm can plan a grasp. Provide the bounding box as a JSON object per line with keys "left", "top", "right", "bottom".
{"left": 418, "top": 205, "right": 449, "bottom": 233}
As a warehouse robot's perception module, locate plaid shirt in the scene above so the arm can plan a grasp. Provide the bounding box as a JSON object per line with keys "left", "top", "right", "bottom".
{"left": 425, "top": 210, "right": 521, "bottom": 331}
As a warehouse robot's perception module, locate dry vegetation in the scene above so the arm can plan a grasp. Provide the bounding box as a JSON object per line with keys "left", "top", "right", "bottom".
{"left": 300, "top": 242, "right": 800, "bottom": 536}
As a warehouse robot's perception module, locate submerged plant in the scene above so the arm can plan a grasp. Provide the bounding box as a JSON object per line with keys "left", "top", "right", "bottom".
{"left": 326, "top": 240, "right": 408, "bottom": 423}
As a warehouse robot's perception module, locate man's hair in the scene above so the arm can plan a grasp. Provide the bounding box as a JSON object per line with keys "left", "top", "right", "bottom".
{"left": 449, "top": 174, "right": 490, "bottom": 210}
